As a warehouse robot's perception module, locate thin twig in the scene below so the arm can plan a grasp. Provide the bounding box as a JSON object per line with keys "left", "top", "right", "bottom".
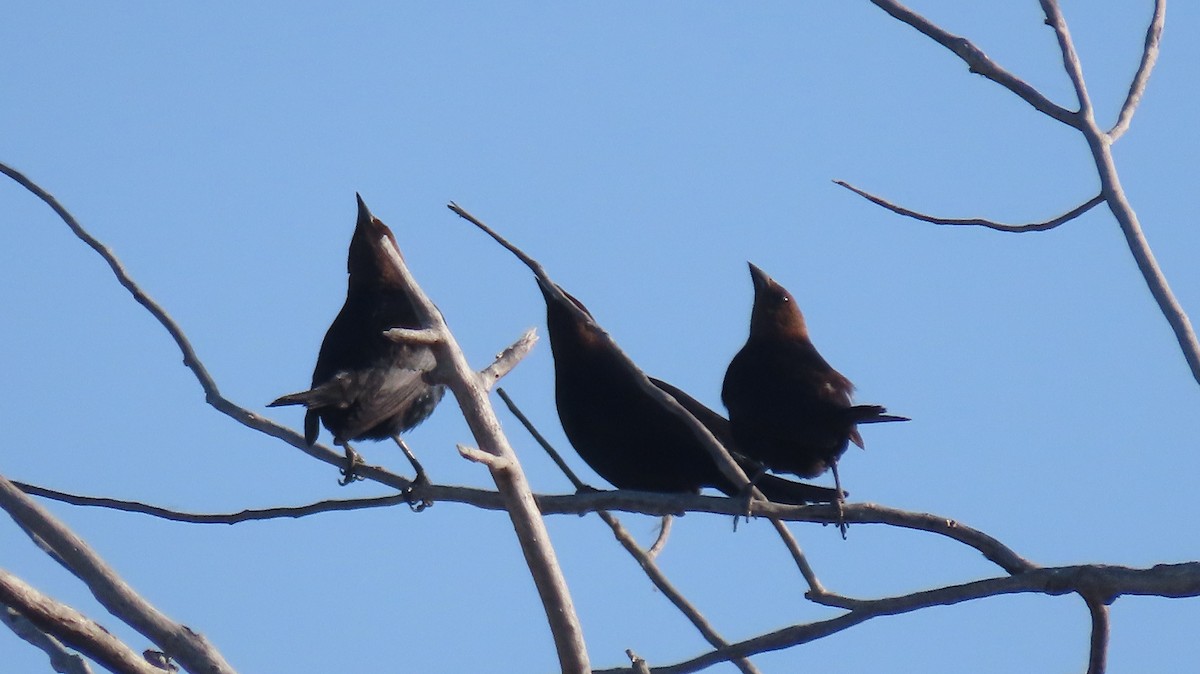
{"left": 768, "top": 520, "right": 828, "bottom": 597}
{"left": 0, "top": 475, "right": 237, "bottom": 674}
{"left": 866, "top": 0, "right": 1078, "bottom": 127}
{"left": 496, "top": 388, "right": 587, "bottom": 491}
{"left": 1, "top": 604, "right": 95, "bottom": 674}
{"left": 14, "top": 481, "right": 408, "bottom": 524}
{"left": 1108, "top": 0, "right": 1165, "bottom": 141}
{"left": 835, "top": 181, "right": 1104, "bottom": 232}
{"left": 498, "top": 390, "right": 762, "bottom": 674}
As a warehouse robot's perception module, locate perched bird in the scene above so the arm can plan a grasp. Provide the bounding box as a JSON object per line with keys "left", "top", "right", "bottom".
{"left": 537, "top": 281, "right": 839, "bottom": 504}
{"left": 722, "top": 262, "right": 908, "bottom": 504}
{"left": 270, "top": 194, "right": 444, "bottom": 494}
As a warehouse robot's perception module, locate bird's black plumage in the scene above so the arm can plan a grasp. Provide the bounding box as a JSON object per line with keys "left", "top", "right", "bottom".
{"left": 270, "top": 195, "right": 444, "bottom": 486}
{"left": 722, "top": 263, "right": 907, "bottom": 484}
{"left": 539, "top": 281, "right": 838, "bottom": 504}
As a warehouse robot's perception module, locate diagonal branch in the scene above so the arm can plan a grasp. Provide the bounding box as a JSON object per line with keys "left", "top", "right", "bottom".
{"left": 0, "top": 474, "right": 237, "bottom": 674}
{"left": 370, "top": 221, "right": 589, "bottom": 673}
{"left": 1108, "top": 0, "right": 1165, "bottom": 141}
{"left": 595, "top": 562, "right": 1200, "bottom": 674}
{"left": 835, "top": 180, "right": 1104, "bottom": 233}
{"left": 496, "top": 389, "right": 763, "bottom": 674}
{"left": 866, "top": 0, "right": 1078, "bottom": 127}
{"left": 1, "top": 604, "right": 95, "bottom": 674}
{"left": 0, "top": 571, "right": 161, "bottom": 674}
{"left": 1038, "top": 1, "right": 1200, "bottom": 386}
{"left": 1040, "top": 0, "right": 1094, "bottom": 118}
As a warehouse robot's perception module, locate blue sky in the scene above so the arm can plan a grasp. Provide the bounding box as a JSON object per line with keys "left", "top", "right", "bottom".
{"left": 3, "top": 2, "right": 1198, "bottom": 672}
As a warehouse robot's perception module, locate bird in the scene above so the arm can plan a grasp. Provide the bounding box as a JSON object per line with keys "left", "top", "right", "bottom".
{"left": 722, "top": 262, "right": 908, "bottom": 511}
{"left": 270, "top": 194, "right": 445, "bottom": 500}
{"left": 537, "top": 280, "right": 839, "bottom": 504}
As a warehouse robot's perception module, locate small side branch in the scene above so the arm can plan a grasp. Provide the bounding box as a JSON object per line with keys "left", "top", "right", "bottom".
{"left": 835, "top": 180, "right": 1104, "bottom": 233}
{"left": 478, "top": 328, "right": 539, "bottom": 390}
{"left": 1083, "top": 593, "right": 1110, "bottom": 674}
{"left": 1108, "top": 0, "right": 1165, "bottom": 141}
{"left": 866, "top": 0, "right": 1078, "bottom": 127}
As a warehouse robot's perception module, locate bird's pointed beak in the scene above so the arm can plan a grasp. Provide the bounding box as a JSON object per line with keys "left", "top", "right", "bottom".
{"left": 747, "top": 262, "right": 771, "bottom": 292}
{"left": 356, "top": 193, "right": 373, "bottom": 226}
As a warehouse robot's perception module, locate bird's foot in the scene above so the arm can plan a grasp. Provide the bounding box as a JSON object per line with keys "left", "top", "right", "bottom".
{"left": 404, "top": 471, "right": 434, "bottom": 512}
{"left": 338, "top": 446, "right": 366, "bottom": 486}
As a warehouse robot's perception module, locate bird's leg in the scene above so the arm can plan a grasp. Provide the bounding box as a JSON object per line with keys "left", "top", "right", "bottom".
{"left": 338, "top": 441, "right": 366, "bottom": 486}
{"left": 393, "top": 436, "right": 433, "bottom": 512}
{"left": 732, "top": 464, "right": 768, "bottom": 532}
{"left": 830, "top": 461, "right": 848, "bottom": 539}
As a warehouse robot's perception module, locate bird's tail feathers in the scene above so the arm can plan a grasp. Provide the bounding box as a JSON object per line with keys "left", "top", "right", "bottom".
{"left": 850, "top": 405, "right": 910, "bottom": 424}
{"left": 268, "top": 383, "right": 342, "bottom": 410}
{"left": 755, "top": 473, "right": 843, "bottom": 505}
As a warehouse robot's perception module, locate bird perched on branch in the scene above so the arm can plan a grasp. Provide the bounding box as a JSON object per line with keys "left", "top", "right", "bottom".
{"left": 270, "top": 194, "right": 444, "bottom": 499}
{"left": 534, "top": 279, "right": 839, "bottom": 504}
{"left": 722, "top": 263, "right": 908, "bottom": 508}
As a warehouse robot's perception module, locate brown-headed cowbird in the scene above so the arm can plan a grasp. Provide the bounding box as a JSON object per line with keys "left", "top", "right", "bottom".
{"left": 270, "top": 195, "right": 444, "bottom": 492}
{"left": 722, "top": 262, "right": 907, "bottom": 502}
{"left": 538, "top": 281, "right": 838, "bottom": 504}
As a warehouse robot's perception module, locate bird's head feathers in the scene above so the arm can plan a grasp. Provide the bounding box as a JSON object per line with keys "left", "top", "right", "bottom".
{"left": 746, "top": 262, "right": 809, "bottom": 339}
{"left": 347, "top": 193, "right": 405, "bottom": 286}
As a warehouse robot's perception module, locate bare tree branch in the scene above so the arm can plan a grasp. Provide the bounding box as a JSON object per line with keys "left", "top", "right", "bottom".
{"left": 835, "top": 181, "right": 1105, "bottom": 233}
{"left": 0, "top": 475, "right": 237, "bottom": 674}
{"left": 1036, "top": 0, "right": 1200, "bottom": 385}
{"left": 0, "top": 160, "right": 533, "bottom": 492}
{"left": 0, "top": 572, "right": 161, "bottom": 674}
{"left": 1108, "top": 0, "right": 1165, "bottom": 141}
{"left": 15, "top": 474, "right": 1036, "bottom": 581}
{"left": 496, "top": 389, "right": 761, "bottom": 674}
{"left": 369, "top": 219, "right": 589, "bottom": 673}
{"left": 2, "top": 604, "right": 95, "bottom": 674}
{"left": 854, "top": 4, "right": 1200, "bottom": 385}
{"left": 596, "top": 562, "right": 1200, "bottom": 674}
{"left": 866, "top": 0, "right": 1078, "bottom": 127}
